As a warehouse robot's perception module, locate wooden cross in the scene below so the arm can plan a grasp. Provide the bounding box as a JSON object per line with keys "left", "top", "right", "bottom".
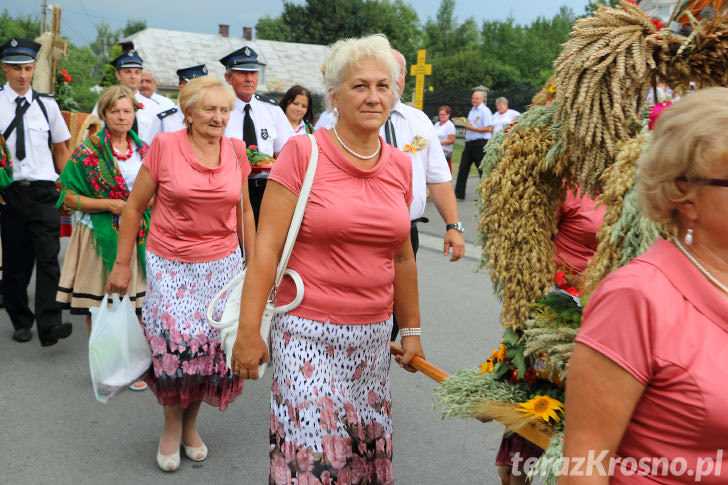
{"left": 32, "top": 4, "right": 68, "bottom": 94}
{"left": 410, "top": 49, "right": 432, "bottom": 111}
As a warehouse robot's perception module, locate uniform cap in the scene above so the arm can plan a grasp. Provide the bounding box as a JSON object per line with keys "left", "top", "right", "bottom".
{"left": 111, "top": 49, "right": 143, "bottom": 69}
{"left": 219, "top": 46, "right": 263, "bottom": 71}
{"left": 1, "top": 37, "right": 41, "bottom": 64}
{"left": 176, "top": 64, "right": 208, "bottom": 82}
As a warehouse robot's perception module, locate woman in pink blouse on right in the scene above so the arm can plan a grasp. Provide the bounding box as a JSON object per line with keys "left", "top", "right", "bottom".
{"left": 563, "top": 87, "right": 728, "bottom": 484}
{"left": 231, "top": 35, "right": 422, "bottom": 484}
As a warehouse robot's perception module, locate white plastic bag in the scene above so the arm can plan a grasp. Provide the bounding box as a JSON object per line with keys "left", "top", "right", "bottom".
{"left": 88, "top": 294, "right": 152, "bottom": 403}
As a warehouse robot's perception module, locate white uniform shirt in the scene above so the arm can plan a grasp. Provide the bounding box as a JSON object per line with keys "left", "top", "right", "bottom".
{"left": 465, "top": 102, "right": 493, "bottom": 142}
{"left": 0, "top": 83, "right": 71, "bottom": 182}
{"left": 91, "top": 91, "right": 161, "bottom": 146}
{"left": 140, "top": 92, "right": 175, "bottom": 114}
{"left": 225, "top": 95, "right": 295, "bottom": 156}
{"left": 492, "top": 109, "right": 520, "bottom": 136}
{"left": 380, "top": 101, "right": 451, "bottom": 220}
{"left": 314, "top": 110, "right": 337, "bottom": 131}
{"left": 159, "top": 104, "right": 185, "bottom": 133}
{"left": 433, "top": 119, "right": 456, "bottom": 154}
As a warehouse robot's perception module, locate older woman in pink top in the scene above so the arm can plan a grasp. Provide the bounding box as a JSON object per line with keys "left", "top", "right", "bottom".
{"left": 563, "top": 87, "right": 728, "bottom": 484}
{"left": 107, "top": 76, "right": 255, "bottom": 472}
{"left": 232, "top": 34, "right": 423, "bottom": 483}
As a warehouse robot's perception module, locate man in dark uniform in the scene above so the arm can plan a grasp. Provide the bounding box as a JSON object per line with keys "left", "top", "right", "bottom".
{"left": 0, "top": 37, "right": 72, "bottom": 345}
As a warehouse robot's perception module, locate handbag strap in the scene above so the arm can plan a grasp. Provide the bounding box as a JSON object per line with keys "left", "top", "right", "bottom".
{"left": 229, "top": 137, "right": 246, "bottom": 259}
{"left": 273, "top": 134, "right": 318, "bottom": 288}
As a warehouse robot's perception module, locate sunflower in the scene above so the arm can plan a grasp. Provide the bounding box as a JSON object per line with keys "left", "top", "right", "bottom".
{"left": 516, "top": 395, "right": 564, "bottom": 423}
{"left": 477, "top": 358, "right": 494, "bottom": 375}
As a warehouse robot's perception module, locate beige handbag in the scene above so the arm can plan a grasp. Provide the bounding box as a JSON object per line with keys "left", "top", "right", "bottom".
{"left": 207, "top": 134, "right": 318, "bottom": 377}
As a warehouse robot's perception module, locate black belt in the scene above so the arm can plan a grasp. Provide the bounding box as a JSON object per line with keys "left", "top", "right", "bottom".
{"left": 13, "top": 180, "right": 55, "bottom": 187}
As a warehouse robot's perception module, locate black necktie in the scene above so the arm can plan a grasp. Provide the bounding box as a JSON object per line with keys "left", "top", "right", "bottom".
{"left": 243, "top": 104, "right": 257, "bottom": 148}
{"left": 15, "top": 97, "right": 27, "bottom": 160}
{"left": 384, "top": 115, "right": 397, "bottom": 147}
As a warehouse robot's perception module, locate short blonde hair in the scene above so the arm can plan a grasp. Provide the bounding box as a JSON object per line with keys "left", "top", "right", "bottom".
{"left": 638, "top": 87, "right": 728, "bottom": 225}
{"left": 96, "top": 85, "right": 139, "bottom": 123}
{"left": 321, "top": 34, "right": 400, "bottom": 111}
{"left": 179, "top": 76, "right": 235, "bottom": 125}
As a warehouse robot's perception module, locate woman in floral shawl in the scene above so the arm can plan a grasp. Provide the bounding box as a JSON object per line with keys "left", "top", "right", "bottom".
{"left": 56, "top": 85, "right": 149, "bottom": 334}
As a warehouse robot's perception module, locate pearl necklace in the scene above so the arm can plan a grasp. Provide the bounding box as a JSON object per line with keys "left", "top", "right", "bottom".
{"left": 673, "top": 237, "right": 728, "bottom": 295}
{"left": 333, "top": 125, "right": 380, "bottom": 160}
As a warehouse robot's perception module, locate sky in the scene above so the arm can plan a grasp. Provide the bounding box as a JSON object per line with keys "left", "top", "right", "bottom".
{"left": 4, "top": 0, "right": 593, "bottom": 47}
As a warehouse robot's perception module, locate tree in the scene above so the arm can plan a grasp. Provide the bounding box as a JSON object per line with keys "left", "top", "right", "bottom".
{"left": 255, "top": 16, "right": 293, "bottom": 42}
{"left": 0, "top": 10, "right": 41, "bottom": 86}
{"left": 422, "top": 0, "right": 479, "bottom": 57}
{"left": 0, "top": 9, "right": 39, "bottom": 40}
{"left": 362, "top": 0, "right": 422, "bottom": 63}
{"left": 89, "top": 22, "right": 120, "bottom": 61}
{"left": 121, "top": 19, "right": 147, "bottom": 38}
{"left": 256, "top": 0, "right": 421, "bottom": 55}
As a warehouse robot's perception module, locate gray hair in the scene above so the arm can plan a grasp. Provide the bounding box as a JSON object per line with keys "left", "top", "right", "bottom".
{"left": 495, "top": 97, "right": 508, "bottom": 105}
{"left": 637, "top": 87, "right": 728, "bottom": 226}
{"left": 322, "top": 34, "right": 400, "bottom": 111}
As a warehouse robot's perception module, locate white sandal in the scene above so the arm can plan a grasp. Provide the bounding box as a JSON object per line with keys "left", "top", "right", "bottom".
{"left": 156, "top": 446, "right": 180, "bottom": 472}
{"left": 182, "top": 441, "right": 208, "bottom": 462}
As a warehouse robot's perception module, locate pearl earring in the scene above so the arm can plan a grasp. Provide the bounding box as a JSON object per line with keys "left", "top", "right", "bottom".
{"left": 333, "top": 107, "right": 339, "bottom": 118}
{"left": 685, "top": 227, "right": 694, "bottom": 245}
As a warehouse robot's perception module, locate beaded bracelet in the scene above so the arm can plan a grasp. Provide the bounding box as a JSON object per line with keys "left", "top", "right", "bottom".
{"left": 399, "top": 327, "right": 421, "bottom": 337}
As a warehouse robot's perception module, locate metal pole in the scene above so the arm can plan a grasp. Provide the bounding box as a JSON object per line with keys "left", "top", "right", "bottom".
{"left": 40, "top": 0, "right": 48, "bottom": 34}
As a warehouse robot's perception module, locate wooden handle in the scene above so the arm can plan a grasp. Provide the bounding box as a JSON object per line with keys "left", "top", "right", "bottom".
{"left": 389, "top": 342, "right": 450, "bottom": 383}
{"left": 390, "top": 341, "right": 554, "bottom": 450}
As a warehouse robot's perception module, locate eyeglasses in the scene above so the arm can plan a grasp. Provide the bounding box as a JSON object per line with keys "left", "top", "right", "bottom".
{"left": 677, "top": 176, "right": 728, "bottom": 187}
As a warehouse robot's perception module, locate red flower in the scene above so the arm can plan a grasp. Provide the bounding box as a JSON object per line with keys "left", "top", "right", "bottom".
{"left": 249, "top": 144, "right": 257, "bottom": 150}
{"left": 565, "top": 286, "right": 583, "bottom": 297}
{"left": 554, "top": 270, "right": 567, "bottom": 288}
{"left": 138, "top": 102, "right": 144, "bottom": 109}
{"left": 648, "top": 101, "right": 672, "bottom": 131}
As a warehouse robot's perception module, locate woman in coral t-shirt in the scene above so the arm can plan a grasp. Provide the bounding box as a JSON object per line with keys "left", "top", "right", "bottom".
{"left": 563, "top": 88, "right": 728, "bottom": 484}
{"left": 232, "top": 35, "right": 423, "bottom": 483}
{"left": 107, "top": 77, "right": 255, "bottom": 472}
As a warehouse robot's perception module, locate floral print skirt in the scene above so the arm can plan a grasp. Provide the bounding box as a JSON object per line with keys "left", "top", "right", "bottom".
{"left": 269, "top": 313, "right": 394, "bottom": 485}
{"left": 141, "top": 248, "right": 243, "bottom": 410}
